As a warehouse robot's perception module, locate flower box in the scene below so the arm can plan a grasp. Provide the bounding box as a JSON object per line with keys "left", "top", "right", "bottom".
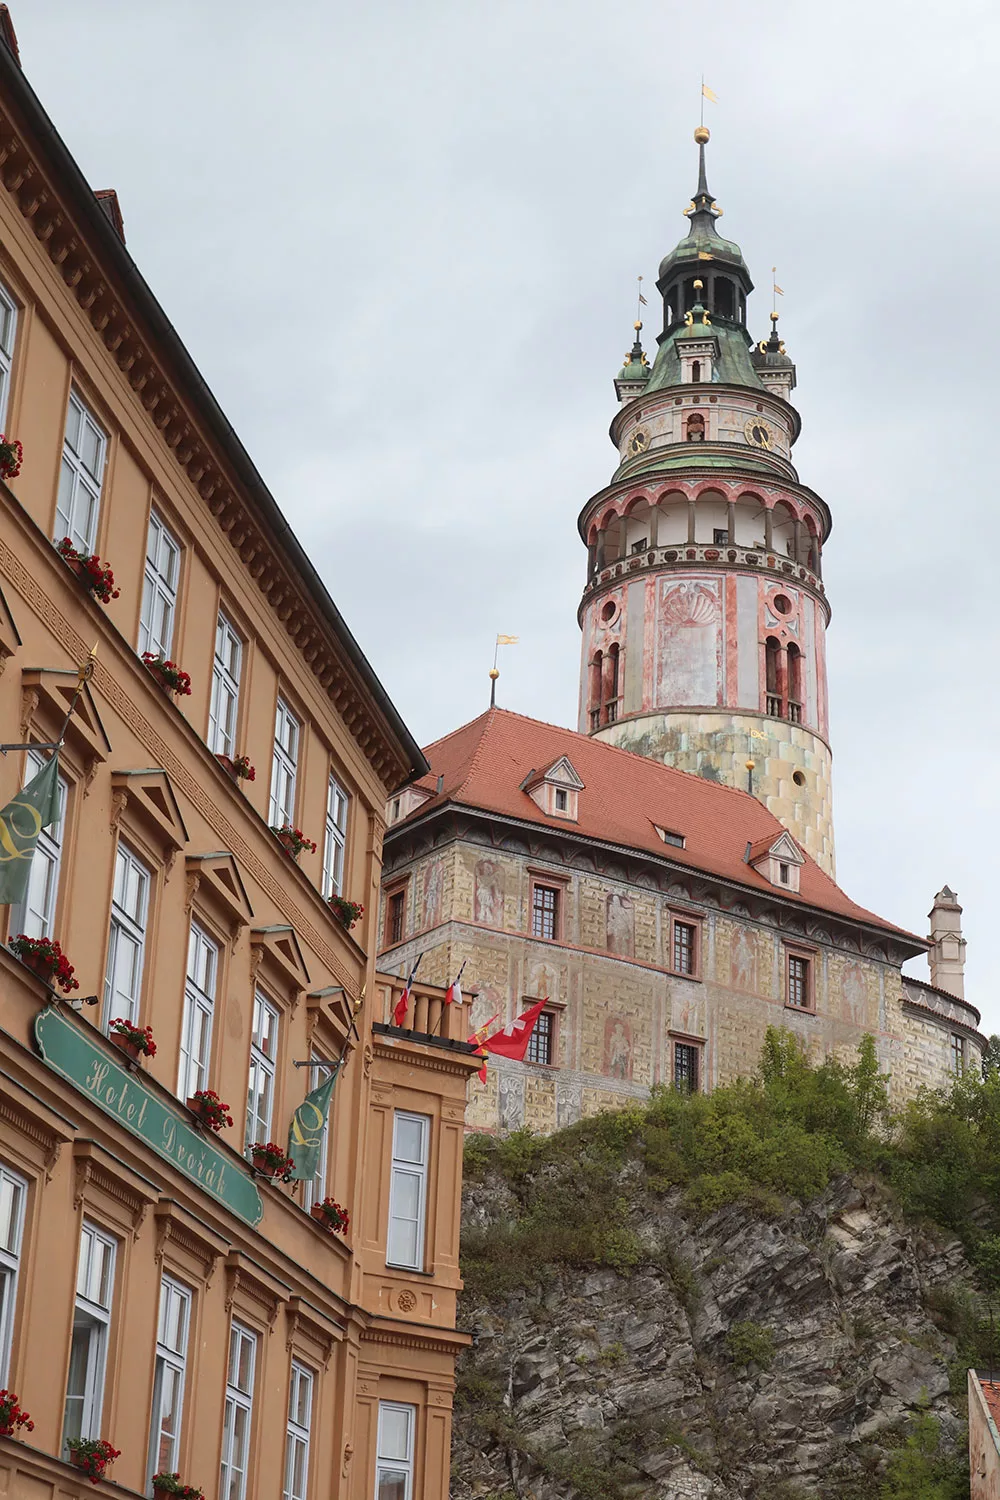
{"left": 215, "top": 752, "right": 255, "bottom": 783}
{"left": 0, "top": 1389, "right": 33, "bottom": 1438}
{"left": 66, "top": 1437, "right": 120, "bottom": 1484}
{"left": 141, "top": 652, "right": 192, "bottom": 697}
{"left": 109, "top": 1018, "right": 156, "bottom": 1065}
{"left": 271, "top": 824, "right": 317, "bottom": 861}
{"left": 152, "top": 1471, "right": 205, "bottom": 1500}
{"left": 310, "top": 1197, "right": 350, "bottom": 1236}
{"left": 0, "top": 436, "right": 22, "bottom": 481}
{"left": 249, "top": 1142, "right": 295, "bottom": 1181}
{"left": 57, "top": 538, "right": 120, "bottom": 603}
{"left": 329, "top": 896, "right": 364, "bottom": 931}
{"left": 8, "top": 934, "right": 79, "bottom": 993}
{"left": 186, "top": 1090, "right": 233, "bottom": 1133}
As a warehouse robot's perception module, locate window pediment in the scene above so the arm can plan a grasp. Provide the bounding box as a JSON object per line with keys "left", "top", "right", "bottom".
{"left": 186, "top": 852, "right": 254, "bottom": 931}
{"left": 21, "top": 667, "right": 111, "bottom": 774}
{"left": 251, "top": 924, "right": 310, "bottom": 999}
{"left": 0, "top": 581, "right": 21, "bottom": 671}
{"left": 111, "top": 769, "right": 188, "bottom": 856}
{"left": 748, "top": 831, "right": 805, "bottom": 892}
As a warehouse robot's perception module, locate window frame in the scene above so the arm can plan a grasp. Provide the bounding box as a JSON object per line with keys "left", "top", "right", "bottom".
{"left": 283, "top": 1360, "right": 314, "bottom": 1500}
{"left": 178, "top": 920, "right": 220, "bottom": 1100}
{"left": 103, "top": 839, "right": 151, "bottom": 1031}
{"left": 666, "top": 908, "right": 702, "bottom": 980}
{"left": 524, "top": 1007, "right": 556, "bottom": 1067}
{"left": 220, "top": 1320, "right": 257, "bottom": 1500}
{"left": 784, "top": 944, "right": 816, "bottom": 1012}
{"left": 375, "top": 1400, "right": 416, "bottom": 1500}
{"left": 245, "top": 990, "right": 280, "bottom": 1151}
{"left": 672, "top": 1039, "right": 702, "bottom": 1093}
{"left": 269, "top": 696, "right": 300, "bottom": 828}
{"left": 56, "top": 388, "right": 107, "bottom": 554}
{"left": 0, "top": 1164, "right": 26, "bottom": 1387}
{"left": 530, "top": 882, "right": 560, "bottom": 942}
{"left": 8, "top": 747, "right": 67, "bottom": 942}
{"left": 384, "top": 883, "right": 407, "bottom": 948}
{"left": 0, "top": 278, "right": 18, "bottom": 432}
{"left": 138, "top": 508, "right": 181, "bottom": 660}
{"left": 208, "top": 609, "right": 243, "bottom": 759}
{"left": 63, "top": 1220, "right": 117, "bottom": 1450}
{"left": 386, "top": 1111, "right": 430, "bottom": 1272}
{"left": 951, "top": 1033, "right": 966, "bottom": 1076}
{"left": 147, "top": 1273, "right": 192, "bottom": 1486}
{"left": 322, "top": 773, "right": 349, "bottom": 900}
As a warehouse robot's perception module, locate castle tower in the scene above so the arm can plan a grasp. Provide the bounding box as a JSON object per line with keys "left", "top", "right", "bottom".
{"left": 577, "top": 129, "right": 835, "bottom": 875}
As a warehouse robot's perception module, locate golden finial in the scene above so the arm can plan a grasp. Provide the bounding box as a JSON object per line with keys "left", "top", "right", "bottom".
{"left": 693, "top": 279, "right": 703, "bottom": 292}
{"left": 633, "top": 320, "right": 642, "bottom": 331}
{"left": 770, "top": 310, "right": 779, "bottom": 324}
{"left": 745, "top": 760, "right": 755, "bottom": 772}
{"left": 488, "top": 669, "right": 499, "bottom": 681}
{"left": 694, "top": 125, "right": 710, "bottom": 145}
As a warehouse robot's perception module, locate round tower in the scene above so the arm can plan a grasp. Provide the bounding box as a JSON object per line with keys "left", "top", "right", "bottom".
{"left": 577, "top": 129, "right": 835, "bottom": 876}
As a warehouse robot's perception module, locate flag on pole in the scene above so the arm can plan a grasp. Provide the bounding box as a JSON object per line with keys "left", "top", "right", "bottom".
{"left": 774, "top": 283, "right": 785, "bottom": 296}
{"left": 638, "top": 292, "right": 648, "bottom": 306}
{"left": 480, "top": 997, "right": 550, "bottom": 1064}
{"left": 392, "top": 954, "right": 422, "bottom": 1027}
{"left": 445, "top": 961, "right": 466, "bottom": 1007}
{"left": 467, "top": 1012, "right": 500, "bottom": 1084}
{"left": 286, "top": 1068, "right": 338, "bottom": 1180}
{"left": 0, "top": 752, "right": 61, "bottom": 906}
{"left": 496, "top": 634, "right": 519, "bottom": 646}
{"left": 702, "top": 83, "right": 718, "bottom": 103}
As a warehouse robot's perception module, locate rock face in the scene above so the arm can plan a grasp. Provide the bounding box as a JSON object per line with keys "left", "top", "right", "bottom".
{"left": 452, "top": 1174, "right": 972, "bottom": 1499}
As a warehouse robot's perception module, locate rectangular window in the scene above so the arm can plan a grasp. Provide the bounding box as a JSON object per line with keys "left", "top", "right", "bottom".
{"left": 103, "top": 841, "right": 150, "bottom": 1030}
{"left": 525, "top": 1009, "right": 553, "bottom": 1066}
{"left": 787, "top": 953, "right": 811, "bottom": 1010}
{"left": 375, "top": 1401, "right": 415, "bottom": 1500}
{"left": 386, "top": 889, "right": 405, "bottom": 947}
{"left": 56, "top": 390, "right": 106, "bottom": 554}
{"left": 0, "top": 1165, "right": 26, "bottom": 1386}
{"left": 387, "top": 1112, "right": 429, "bottom": 1271}
{"left": 0, "top": 280, "right": 18, "bottom": 432}
{"left": 220, "top": 1322, "right": 256, "bottom": 1500}
{"left": 63, "top": 1221, "right": 116, "bottom": 1449}
{"left": 951, "top": 1033, "right": 966, "bottom": 1076}
{"left": 282, "top": 1361, "right": 313, "bottom": 1500}
{"left": 245, "top": 992, "right": 279, "bottom": 1150}
{"left": 554, "top": 788, "right": 568, "bottom": 811}
{"left": 674, "top": 1042, "right": 700, "bottom": 1093}
{"left": 178, "top": 922, "right": 218, "bottom": 1100}
{"left": 209, "top": 611, "right": 243, "bottom": 758}
{"left": 147, "top": 1275, "right": 191, "bottom": 1485}
{"left": 302, "top": 1059, "right": 331, "bottom": 1214}
{"left": 9, "top": 749, "right": 66, "bottom": 941}
{"left": 531, "top": 884, "right": 559, "bottom": 941}
{"left": 322, "top": 774, "right": 349, "bottom": 899}
{"left": 713, "top": 528, "right": 729, "bottom": 545}
{"left": 672, "top": 920, "right": 696, "bottom": 975}
{"left": 138, "top": 509, "right": 181, "bottom": 659}
{"left": 269, "top": 697, "right": 299, "bottom": 828}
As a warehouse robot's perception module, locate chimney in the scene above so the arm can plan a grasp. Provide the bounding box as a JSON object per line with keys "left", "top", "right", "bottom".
{"left": 927, "top": 885, "right": 966, "bottom": 1000}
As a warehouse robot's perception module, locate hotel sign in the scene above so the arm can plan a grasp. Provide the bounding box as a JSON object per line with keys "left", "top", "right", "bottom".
{"left": 34, "top": 1006, "right": 263, "bottom": 1226}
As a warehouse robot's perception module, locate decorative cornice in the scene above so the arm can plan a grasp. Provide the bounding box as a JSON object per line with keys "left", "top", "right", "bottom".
{"left": 900, "top": 995, "right": 988, "bottom": 1051}
{"left": 359, "top": 1324, "right": 470, "bottom": 1356}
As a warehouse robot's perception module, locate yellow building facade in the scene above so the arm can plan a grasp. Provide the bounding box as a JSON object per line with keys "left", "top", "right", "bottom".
{"left": 0, "top": 22, "right": 477, "bottom": 1500}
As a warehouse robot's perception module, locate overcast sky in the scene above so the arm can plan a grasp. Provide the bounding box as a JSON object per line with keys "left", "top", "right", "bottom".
{"left": 17, "top": 2, "right": 1000, "bottom": 1034}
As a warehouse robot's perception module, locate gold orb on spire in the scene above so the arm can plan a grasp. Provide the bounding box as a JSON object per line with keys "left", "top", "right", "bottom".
{"left": 489, "top": 668, "right": 499, "bottom": 681}
{"left": 694, "top": 125, "right": 710, "bottom": 144}
{"left": 693, "top": 279, "right": 703, "bottom": 291}
{"left": 770, "top": 311, "right": 779, "bottom": 323}
{"left": 633, "top": 320, "right": 642, "bottom": 331}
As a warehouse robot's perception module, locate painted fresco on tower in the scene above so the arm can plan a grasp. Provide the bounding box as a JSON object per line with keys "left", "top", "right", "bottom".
{"left": 656, "top": 578, "right": 723, "bottom": 706}
{"left": 422, "top": 860, "right": 443, "bottom": 930}
{"left": 606, "top": 892, "right": 634, "bottom": 957}
{"left": 474, "top": 859, "right": 505, "bottom": 927}
{"left": 604, "top": 1015, "right": 634, "bottom": 1080}
{"left": 730, "top": 926, "right": 757, "bottom": 992}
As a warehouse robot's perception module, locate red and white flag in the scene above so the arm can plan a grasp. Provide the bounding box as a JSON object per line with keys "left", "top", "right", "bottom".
{"left": 445, "top": 961, "right": 466, "bottom": 1007}
{"left": 480, "top": 997, "right": 549, "bottom": 1063}
{"left": 392, "top": 953, "right": 422, "bottom": 1027}
{"left": 467, "top": 1011, "right": 500, "bottom": 1084}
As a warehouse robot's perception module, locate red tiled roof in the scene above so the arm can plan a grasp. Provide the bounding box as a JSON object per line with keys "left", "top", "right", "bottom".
{"left": 983, "top": 1380, "right": 1000, "bottom": 1435}
{"left": 404, "top": 708, "right": 920, "bottom": 942}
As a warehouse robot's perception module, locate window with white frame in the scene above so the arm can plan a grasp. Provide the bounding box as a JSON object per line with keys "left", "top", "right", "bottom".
{"left": 386, "top": 1112, "right": 429, "bottom": 1271}
{"left": 178, "top": 922, "right": 218, "bottom": 1100}
{"left": 220, "top": 1321, "right": 256, "bottom": 1500}
{"left": 269, "top": 697, "right": 299, "bottom": 828}
{"left": 283, "top": 1361, "right": 313, "bottom": 1500}
{"left": 209, "top": 611, "right": 243, "bottom": 758}
{"left": 147, "top": 1275, "right": 191, "bottom": 1485}
{"left": 103, "top": 841, "right": 150, "bottom": 1030}
{"left": 63, "top": 1221, "right": 116, "bottom": 1449}
{"left": 302, "top": 1057, "right": 331, "bottom": 1214}
{"left": 138, "top": 509, "right": 181, "bottom": 659}
{"left": 375, "top": 1402, "right": 415, "bottom": 1500}
{"left": 9, "top": 748, "right": 66, "bottom": 941}
{"left": 56, "top": 390, "right": 106, "bottom": 553}
{"left": 322, "top": 774, "right": 348, "bottom": 899}
{"left": 0, "top": 1165, "right": 26, "bottom": 1386}
{"left": 0, "top": 280, "right": 18, "bottom": 432}
{"left": 245, "top": 992, "right": 279, "bottom": 1150}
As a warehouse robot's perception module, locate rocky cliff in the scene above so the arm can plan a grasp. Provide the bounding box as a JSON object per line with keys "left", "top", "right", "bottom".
{"left": 452, "top": 1146, "right": 981, "bottom": 1499}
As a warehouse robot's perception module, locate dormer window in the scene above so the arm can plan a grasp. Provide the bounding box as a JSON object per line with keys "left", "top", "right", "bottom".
{"left": 747, "top": 831, "right": 805, "bottom": 893}
{"left": 555, "top": 788, "right": 568, "bottom": 812}
{"left": 385, "top": 785, "right": 433, "bottom": 826}
{"left": 522, "top": 757, "right": 584, "bottom": 822}
{"left": 779, "top": 862, "right": 790, "bottom": 884}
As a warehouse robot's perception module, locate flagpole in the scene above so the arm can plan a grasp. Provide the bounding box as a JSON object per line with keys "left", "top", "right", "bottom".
{"left": 56, "top": 644, "right": 98, "bottom": 747}
{"left": 429, "top": 959, "right": 467, "bottom": 1038}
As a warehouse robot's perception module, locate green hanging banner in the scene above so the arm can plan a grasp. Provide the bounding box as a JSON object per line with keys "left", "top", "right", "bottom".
{"left": 286, "top": 1069, "right": 338, "bottom": 1180}
{"left": 0, "top": 752, "right": 61, "bottom": 906}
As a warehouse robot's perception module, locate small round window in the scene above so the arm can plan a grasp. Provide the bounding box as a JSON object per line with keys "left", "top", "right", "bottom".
{"left": 601, "top": 600, "right": 617, "bottom": 622}
{"left": 773, "top": 594, "right": 792, "bottom": 615}
{"left": 792, "top": 770, "right": 806, "bottom": 787}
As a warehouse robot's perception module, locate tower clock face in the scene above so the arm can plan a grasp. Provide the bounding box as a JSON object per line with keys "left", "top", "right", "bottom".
{"left": 744, "top": 417, "right": 774, "bottom": 450}
{"left": 628, "top": 430, "right": 649, "bottom": 456}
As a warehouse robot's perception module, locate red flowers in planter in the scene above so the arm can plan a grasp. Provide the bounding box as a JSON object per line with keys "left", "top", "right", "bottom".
{"left": 142, "top": 652, "right": 192, "bottom": 696}
{"left": 186, "top": 1090, "right": 233, "bottom": 1132}
{"left": 8, "top": 934, "right": 79, "bottom": 993}
{"left": 0, "top": 436, "right": 22, "bottom": 481}
{"left": 271, "top": 824, "right": 317, "bottom": 860}
{"left": 216, "top": 753, "right": 255, "bottom": 782}
{"left": 152, "top": 1473, "right": 205, "bottom": 1500}
{"left": 310, "top": 1197, "right": 350, "bottom": 1235}
{"left": 329, "top": 895, "right": 364, "bottom": 930}
{"left": 66, "top": 1437, "right": 120, "bottom": 1484}
{"left": 57, "top": 538, "right": 120, "bottom": 603}
{"left": 249, "top": 1142, "right": 296, "bottom": 1181}
{"left": 109, "top": 1017, "right": 156, "bottom": 1060}
{"left": 0, "top": 1389, "right": 33, "bottom": 1436}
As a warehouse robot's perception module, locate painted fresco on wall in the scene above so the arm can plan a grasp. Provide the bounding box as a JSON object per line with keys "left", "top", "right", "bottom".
{"left": 841, "top": 962, "right": 869, "bottom": 1026}
{"left": 656, "top": 578, "right": 722, "bottom": 706}
{"left": 528, "top": 959, "right": 560, "bottom": 1004}
{"left": 606, "top": 893, "right": 634, "bottom": 957}
{"left": 731, "top": 926, "right": 757, "bottom": 992}
{"left": 604, "top": 1015, "right": 633, "bottom": 1080}
{"left": 422, "top": 860, "right": 443, "bottom": 930}
{"left": 474, "top": 859, "right": 505, "bottom": 927}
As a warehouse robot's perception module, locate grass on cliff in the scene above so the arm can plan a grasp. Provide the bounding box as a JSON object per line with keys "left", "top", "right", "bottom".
{"left": 461, "top": 1028, "right": 1000, "bottom": 1303}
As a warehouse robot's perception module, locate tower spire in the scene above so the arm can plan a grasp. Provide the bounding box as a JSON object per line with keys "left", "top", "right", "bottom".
{"left": 688, "top": 125, "right": 720, "bottom": 228}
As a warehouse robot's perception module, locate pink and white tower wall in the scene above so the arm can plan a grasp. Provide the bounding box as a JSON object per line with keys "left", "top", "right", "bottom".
{"left": 578, "top": 128, "right": 835, "bottom": 875}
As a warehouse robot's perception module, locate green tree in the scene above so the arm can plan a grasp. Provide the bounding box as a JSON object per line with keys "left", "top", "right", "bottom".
{"left": 878, "top": 1411, "right": 967, "bottom": 1500}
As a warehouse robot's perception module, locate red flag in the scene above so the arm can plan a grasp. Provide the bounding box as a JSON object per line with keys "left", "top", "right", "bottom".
{"left": 480, "top": 997, "right": 549, "bottom": 1063}
{"left": 467, "top": 1012, "right": 499, "bottom": 1084}
{"left": 445, "top": 959, "right": 466, "bottom": 1007}
{"left": 392, "top": 954, "right": 422, "bottom": 1027}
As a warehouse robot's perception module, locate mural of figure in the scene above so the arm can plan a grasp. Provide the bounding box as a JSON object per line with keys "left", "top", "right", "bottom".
{"left": 731, "top": 927, "right": 755, "bottom": 992}
{"left": 606, "top": 893, "right": 634, "bottom": 957}
{"left": 422, "top": 860, "right": 443, "bottom": 930}
{"left": 604, "top": 1016, "right": 633, "bottom": 1080}
{"left": 842, "top": 963, "right": 868, "bottom": 1026}
{"left": 474, "top": 858, "right": 504, "bottom": 927}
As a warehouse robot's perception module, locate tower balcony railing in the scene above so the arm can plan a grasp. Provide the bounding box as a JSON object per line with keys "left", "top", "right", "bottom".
{"left": 766, "top": 694, "right": 782, "bottom": 718}
{"left": 375, "top": 973, "right": 471, "bottom": 1046}
{"left": 585, "top": 541, "right": 824, "bottom": 600}
{"left": 765, "top": 696, "right": 803, "bottom": 724}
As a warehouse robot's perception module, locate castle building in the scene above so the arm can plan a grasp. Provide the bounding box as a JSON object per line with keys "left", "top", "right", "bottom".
{"left": 0, "top": 18, "right": 476, "bottom": 1500}
{"left": 379, "top": 133, "right": 986, "bottom": 1135}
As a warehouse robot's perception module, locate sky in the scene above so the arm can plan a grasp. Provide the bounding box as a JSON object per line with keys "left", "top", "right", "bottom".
{"left": 15, "top": 1, "right": 1000, "bottom": 1033}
